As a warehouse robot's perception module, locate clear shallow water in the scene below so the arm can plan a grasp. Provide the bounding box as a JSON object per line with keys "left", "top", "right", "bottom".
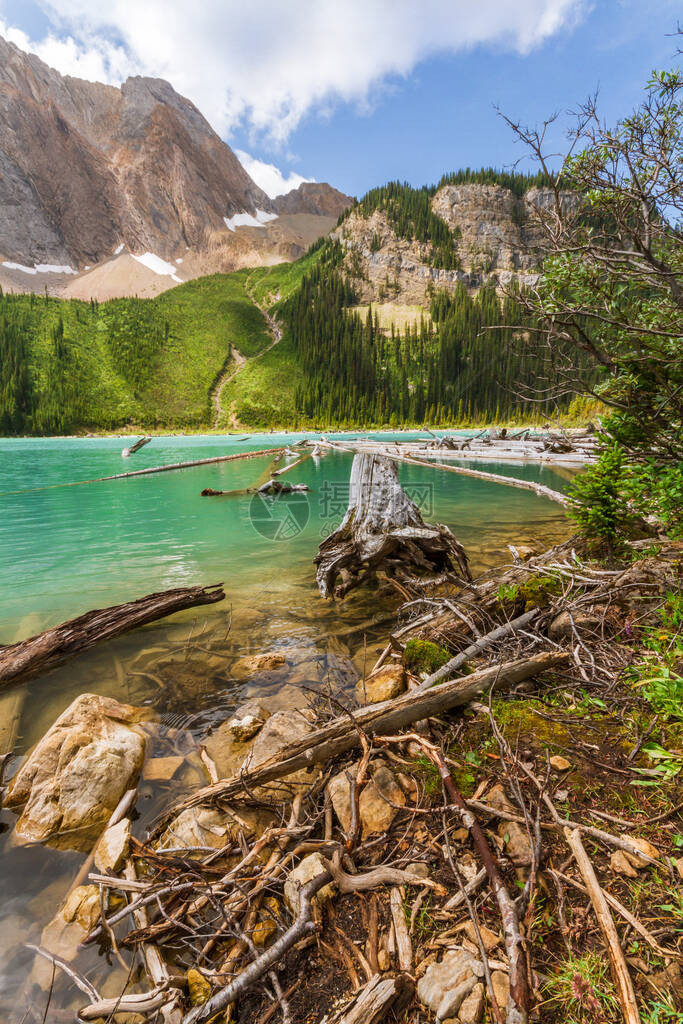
{"left": 0, "top": 432, "right": 574, "bottom": 1018}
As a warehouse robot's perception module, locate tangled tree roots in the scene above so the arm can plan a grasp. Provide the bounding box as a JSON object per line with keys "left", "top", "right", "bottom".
{"left": 315, "top": 453, "right": 471, "bottom": 599}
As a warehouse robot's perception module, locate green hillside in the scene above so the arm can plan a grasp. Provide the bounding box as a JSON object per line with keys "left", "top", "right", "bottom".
{"left": 0, "top": 272, "right": 270, "bottom": 434}
{"left": 0, "top": 170, "right": 600, "bottom": 436}
{"left": 215, "top": 247, "right": 323, "bottom": 431}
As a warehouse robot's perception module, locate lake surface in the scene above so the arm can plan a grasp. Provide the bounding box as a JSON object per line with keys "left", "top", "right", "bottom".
{"left": 0, "top": 432, "right": 574, "bottom": 1018}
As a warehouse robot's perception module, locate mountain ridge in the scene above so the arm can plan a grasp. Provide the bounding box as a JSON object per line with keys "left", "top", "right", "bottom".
{"left": 0, "top": 35, "right": 351, "bottom": 287}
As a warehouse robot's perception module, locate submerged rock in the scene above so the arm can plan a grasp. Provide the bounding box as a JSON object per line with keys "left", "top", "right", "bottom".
{"left": 244, "top": 708, "right": 320, "bottom": 797}
{"left": 95, "top": 817, "right": 130, "bottom": 872}
{"left": 5, "top": 693, "right": 145, "bottom": 850}
{"left": 232, "top": 651, "right": 287, "bottom": 678}
{"left": 226, "top": 700, "right": 271, "bottom": 741}
{"left": 203, "top": 685, "right": 310, "bottom": 781}
{"left": 33, "top": 884, "right": 102, "bottom": 988}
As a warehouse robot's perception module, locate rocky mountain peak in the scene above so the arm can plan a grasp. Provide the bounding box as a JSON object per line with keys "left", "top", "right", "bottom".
{"left": 0, "top": 35, "right": 351, "bottom": 281}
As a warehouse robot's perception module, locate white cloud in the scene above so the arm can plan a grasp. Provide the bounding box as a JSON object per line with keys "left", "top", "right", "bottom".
{"left": 1, "top": 1, "right": 586, "bottom": 142}
{"left": 0, "top": 19, "right": 138, "bottom": 83}
{"left": 236, "top": 151, "right": 313, "bottom": 197}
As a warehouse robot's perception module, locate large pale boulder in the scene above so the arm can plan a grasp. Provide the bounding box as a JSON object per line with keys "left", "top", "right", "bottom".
{"left": 327, "top": 761, "right": 405, "bottom": 838}
{"left": 417, "top": 948, "right": 479, "bottom": 1021}
{"left": 355, "top": 665, "right": 406, "bottom": 705}
{"left": 5, "top": 694, "right": 145, "bottom": 850}
{"left": 242, "top": 708, "right": 320, "bottom": 798}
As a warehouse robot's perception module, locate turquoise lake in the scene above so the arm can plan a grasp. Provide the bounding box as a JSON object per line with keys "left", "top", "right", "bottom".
{"left": 0, "top": 432, "right": 575, "bottom": 1017}
{"left": 0, "top": 432, "right": 574, "bottom": 643}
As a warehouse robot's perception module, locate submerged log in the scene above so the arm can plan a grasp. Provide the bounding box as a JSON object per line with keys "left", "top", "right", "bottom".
{"left": 257, "top": 479, "right": 310, "bottom": 495}
{"left": 0, "top": 584, "right": 225, "bottom": 689}
{"left": 315, "top": 453, "right": 470, "bottom": 599}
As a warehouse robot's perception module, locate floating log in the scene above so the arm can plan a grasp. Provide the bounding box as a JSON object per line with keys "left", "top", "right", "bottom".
{"left": 122, "top": 436, "right": 152, "bottom": 458}
{"left": 315, "top": 453, "right": 471, "bottom": 599}
{"left": 315, "top": 440, "right": 570, "bottom": 506}
{"left": 101, "top": 447, "right": 286, "bottom": 482}
{"left": 0, "top": 584, "right": 225, "bottom": 689}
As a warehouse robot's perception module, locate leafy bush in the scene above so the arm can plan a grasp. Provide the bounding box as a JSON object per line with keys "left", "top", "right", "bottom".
{"left": 630, "top": 589, "right": 683, "bottom": 721}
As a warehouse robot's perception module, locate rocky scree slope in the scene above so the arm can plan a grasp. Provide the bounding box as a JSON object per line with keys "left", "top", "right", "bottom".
{"left": 336, "top": 183, "right": 577, "bottom": 304}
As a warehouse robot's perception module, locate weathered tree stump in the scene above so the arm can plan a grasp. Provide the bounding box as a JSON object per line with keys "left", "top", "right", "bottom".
{"left": 315, "top": 453, "right": 470, "bottom": 599}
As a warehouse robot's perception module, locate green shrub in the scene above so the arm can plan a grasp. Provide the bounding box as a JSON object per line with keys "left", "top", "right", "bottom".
{"left": 568, "top": 445, "right": 634, "bottom": 559}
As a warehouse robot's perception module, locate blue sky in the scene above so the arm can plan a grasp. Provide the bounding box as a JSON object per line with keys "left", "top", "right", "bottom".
{"left": 0, "top": 1, "right": 680, "bottom": 198}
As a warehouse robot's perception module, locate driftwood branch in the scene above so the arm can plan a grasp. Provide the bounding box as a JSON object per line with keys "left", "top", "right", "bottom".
{"left": 315, "top": 440, "right": 571, "bottom": 503}
{"left": 78, "top": 985, "right": 172, "bottom": 1021}
{"left": 124, "top": 860, "right": 183, "bottom": 1024}
{"left": 182, "top": 870, "right": 333, "bottom": 1024}
{"left": 331, "top": 972, "right": 415, "bottom": 1024}
{"left": 0, "top": 584, "right": 225, "bottom": 688}
{"left": 390, "top": 887, "right": 413, "bottom": 972}
{"left": 322, "top": 854, "right": 442, "bottom": 895}
{"left": 155, "top": 651, "right": 567, "bottom": 830}
{"left": 424, "top": 743, "right": 529, "bottom": 1024}
{"left": 564, "top": 828, "right": 641, "bottom": 1024}
{"left": 415, "top": 610, "right": 540, "bottom": 691}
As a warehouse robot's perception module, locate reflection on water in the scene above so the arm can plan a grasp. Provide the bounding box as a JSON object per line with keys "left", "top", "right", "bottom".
{"left": 0, "top": 432, "right": 575, "bottom": 1018}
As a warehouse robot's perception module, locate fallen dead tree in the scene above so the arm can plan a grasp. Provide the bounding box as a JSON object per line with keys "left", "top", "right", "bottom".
{"left": 0, "top": 583, "right": 225, "bottom": 688}
{"left": 315, "top": 440, "right": 570, "bottom": 506}
{"left": 315, "top": 452, "right": 471, "bottom": 599}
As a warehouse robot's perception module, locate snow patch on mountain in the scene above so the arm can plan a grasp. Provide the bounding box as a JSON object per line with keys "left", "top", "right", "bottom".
{"left": 2, "top": 261, "right": 77, "bottom": 275}
{"left": 132, "top": 252, "right": 183, "bottom": 282}
{"left": 223, "top": 209, "right": 278, "bottom": 231}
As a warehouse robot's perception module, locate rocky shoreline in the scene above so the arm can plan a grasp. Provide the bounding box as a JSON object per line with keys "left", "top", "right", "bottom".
{"left": 2, "top": 523, "right": 681, "bottom": 1023}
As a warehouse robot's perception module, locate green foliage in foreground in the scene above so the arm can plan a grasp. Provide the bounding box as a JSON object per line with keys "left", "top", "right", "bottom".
{"left": 628, "top": 589, "right": 683, "bottom": 723}
{"left": 0, "top": 274, "right": 270, "bottom": 434}
{"left": 542, "top": 950, "right": 619, "bottom": 1024}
